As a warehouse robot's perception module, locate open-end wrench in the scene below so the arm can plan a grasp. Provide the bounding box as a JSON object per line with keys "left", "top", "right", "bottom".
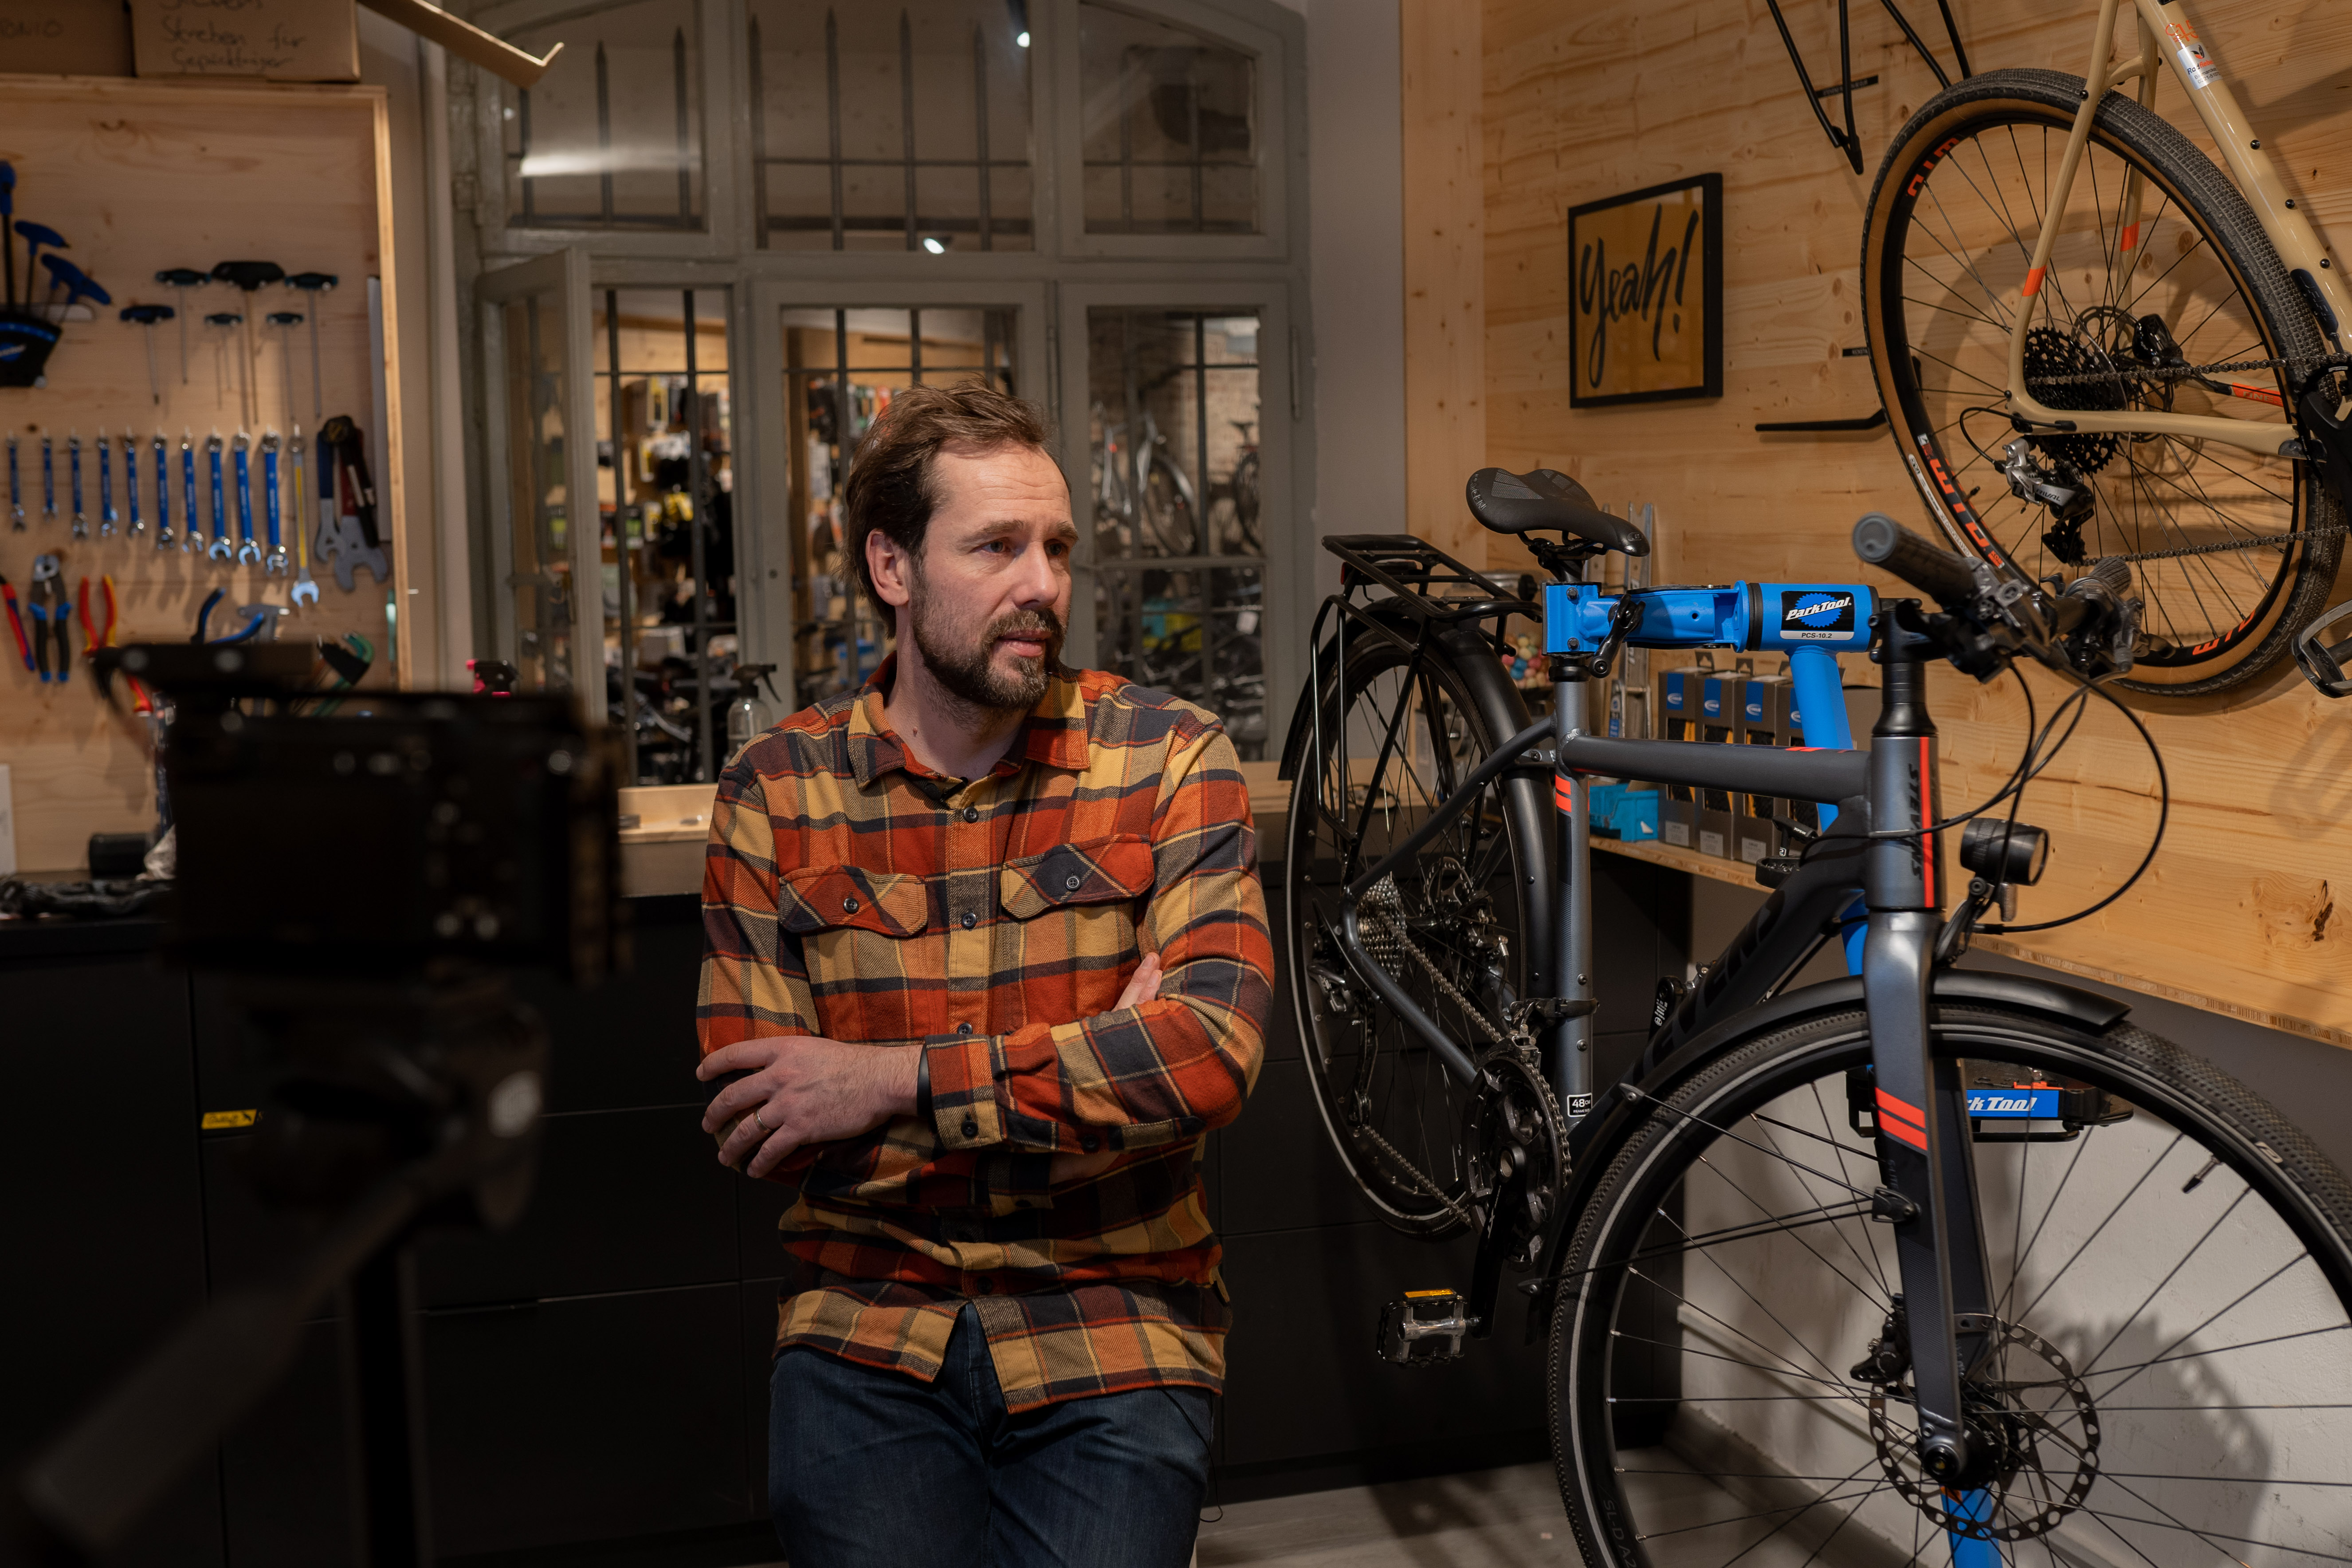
{"left": 205, "top": 431, "right": 231, "bottom": 562}
{"left": 96, "top": 429, "right": 116, "bottom": 537}
{"left": 7, "top": 433, "right": 19, "bottom": 529}
{"left": 40, "top": 434, "right": 54, "bottom": 524}
{"left": 67, "top": 430, "right": 84, "bottom": 538}
{"left": 121, "top": 428, "right": 141, "bottom": 538}
{"left": 288, "top": 425, "right": 317, "bottom": 608}
{"left": 233, "top": 430, "right": 260, "bottom": 565}
{"left": 180, "top": 431, "right": 198, "bottom": 557}
{"left": 261, "top": 429, "right": 286, "bottom": 575}
{"left": 152, "top": 432, "right": 174, "bottom": 551}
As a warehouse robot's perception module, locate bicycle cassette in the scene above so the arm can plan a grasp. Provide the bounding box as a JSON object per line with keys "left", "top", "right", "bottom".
{"left": 1462, "top": 1053, "right": 1567, "bottom": 1267}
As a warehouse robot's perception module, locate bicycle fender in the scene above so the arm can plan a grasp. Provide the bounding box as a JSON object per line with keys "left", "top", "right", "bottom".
{"left": 1525, "top": 967, "right": 2131, "bottom": 1342}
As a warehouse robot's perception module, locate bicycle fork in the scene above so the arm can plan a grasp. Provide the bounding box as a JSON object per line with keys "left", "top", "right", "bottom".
{"left": 1862, "top": 610, "right": 2002, "bottom": 1502}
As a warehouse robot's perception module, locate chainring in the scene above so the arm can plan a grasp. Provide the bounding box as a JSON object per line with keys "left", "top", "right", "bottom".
{"left": 1461, "top": 1053, "right": 1566, "bottom": 1267}
{"left": 1864, "top": 1313, "right": 2103, "bottom": 1541}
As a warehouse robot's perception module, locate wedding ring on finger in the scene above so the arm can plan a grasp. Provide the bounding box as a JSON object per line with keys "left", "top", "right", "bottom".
{"left": 753, "top": 1108, "right": 772, "bottom": 1133}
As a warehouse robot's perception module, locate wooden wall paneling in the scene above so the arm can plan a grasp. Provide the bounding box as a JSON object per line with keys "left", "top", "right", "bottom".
{"left": 0, "top": 77, "right": 401, "bottom": 873}
{"left": 1438, "top": 0, "right": 2352, "bottom": 1041}
{"left": 1400, "top": 0, "right": 1487, "bottom": 565}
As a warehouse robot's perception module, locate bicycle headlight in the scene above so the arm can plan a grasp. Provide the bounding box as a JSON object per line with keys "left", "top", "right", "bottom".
{"left": 1959, "top": 817, "right": 2050, "bottom": 886}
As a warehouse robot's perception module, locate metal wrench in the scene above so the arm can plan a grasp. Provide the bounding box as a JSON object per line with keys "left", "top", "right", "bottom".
{"left": 67, "top": 430, "right": 83, "bottom": 538}
{"left": 96, "top": 429, "right": 116, "bottom": 537}
{"left": 152, "top": 432, "right": 173, "bottom": 550}
{"left": 123, "top": 429, "right": 142, "bottom": 538}
{"left": 205, "top": 431, "right": 231, "bottom": 562}
{"left": 288, "top": 425, "right": 317, "bottom": 608}
{"left": 233, "top": 430, "right": 260, "bottom": 565}
{"left": 40, "top": 434, "right": 54, "bottom": 524}
{"left": 7, "top": 433, "right": 19, "bottom": 529}
{"left": 261, "top": 429, "right": 286, "bottom": 575}
{"left": 181, "top": 432, "right": 198, "bottom": 558}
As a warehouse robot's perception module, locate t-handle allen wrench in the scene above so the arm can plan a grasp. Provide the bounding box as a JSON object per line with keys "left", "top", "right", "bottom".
{"left": 286, "top": 272, "right": 336, "bottom": 420}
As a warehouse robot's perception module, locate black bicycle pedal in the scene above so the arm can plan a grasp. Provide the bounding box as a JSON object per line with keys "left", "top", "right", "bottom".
{"left": 1376, "top": 1289, "right": 1473, "bottom": 1365}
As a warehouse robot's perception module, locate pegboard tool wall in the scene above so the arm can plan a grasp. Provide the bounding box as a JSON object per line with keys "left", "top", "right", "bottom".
{"left": 0, "top": 77, "right": 403, "bottom": 873}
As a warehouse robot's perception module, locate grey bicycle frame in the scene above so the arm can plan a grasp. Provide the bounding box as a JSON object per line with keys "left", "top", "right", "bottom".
{"left": 1317, "top": 612, "right": 2002, "bottom": 1485}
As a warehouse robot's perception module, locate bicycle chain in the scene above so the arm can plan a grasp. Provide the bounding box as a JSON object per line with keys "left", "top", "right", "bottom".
{"left": 1364, "top": 896, "right": 1508, "bottom": 1049}
{"left": 1352, "top": 1119, "right": 1476, "bottom": 1229}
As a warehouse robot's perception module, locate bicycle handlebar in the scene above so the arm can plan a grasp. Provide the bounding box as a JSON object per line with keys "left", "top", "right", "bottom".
{"left": 1849, "top": 512, "right": 2140, "bottom": 681}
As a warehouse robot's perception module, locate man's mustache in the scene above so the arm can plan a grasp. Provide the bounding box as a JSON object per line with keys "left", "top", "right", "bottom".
{"left": 988, "top": 608, "right": 1064, "bottom": 645}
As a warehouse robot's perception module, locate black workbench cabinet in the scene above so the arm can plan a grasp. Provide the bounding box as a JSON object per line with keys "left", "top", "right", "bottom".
{"left": 0, "top": 862, "right": 1690, "bottom": 1566}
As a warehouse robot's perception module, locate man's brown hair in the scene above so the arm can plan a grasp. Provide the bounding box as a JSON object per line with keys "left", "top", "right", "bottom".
{"left": 841, "top": 381, "right": 1056, "bottom": 609}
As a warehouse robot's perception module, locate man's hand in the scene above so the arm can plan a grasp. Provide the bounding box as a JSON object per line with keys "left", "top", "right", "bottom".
{"left": 1046, "top": 952, "right": 1166, "bottom": 1186}
{"left": 697, "top": 1036, "right": 919, "bottom": 1179}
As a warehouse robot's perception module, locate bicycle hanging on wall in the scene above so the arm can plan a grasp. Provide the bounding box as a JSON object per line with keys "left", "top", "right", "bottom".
{"left": 1280, "top": 464, "right": 2352, "bottom": 1568}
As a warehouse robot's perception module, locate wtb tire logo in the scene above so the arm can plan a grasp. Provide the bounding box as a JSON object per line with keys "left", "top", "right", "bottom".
{"left": 1779, "top": 589, "right": 1857, "bottom": 641}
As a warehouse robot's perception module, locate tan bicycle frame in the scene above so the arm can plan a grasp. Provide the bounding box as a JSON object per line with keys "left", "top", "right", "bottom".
{"left": 2003, "top": 0, "right": 2352, "bottom": 460}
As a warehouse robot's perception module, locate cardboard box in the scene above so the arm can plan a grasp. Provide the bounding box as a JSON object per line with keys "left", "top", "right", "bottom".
{"left": 0, "top": 1, "right": 134, "bottom": 76}
{"left": 1696, "top": 672, "right": 1745, "bottom": 860}
{"left": 1738, "top": 676, "right": 1794, "bottom": 864}
{"left": 133, "top": 0, "right": 357, "bottom": 82}
{"left": 1656, "top": 670, "right": 1699, "bottom": 849}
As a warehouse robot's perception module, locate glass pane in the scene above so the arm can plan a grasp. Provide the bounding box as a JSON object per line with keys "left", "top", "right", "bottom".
{"left": 592, "top": 288, "right": 736, "bottom": 784}
{"left": 1088, "top": 307, "right": 1265, "bottom": 757}
{"left": 1079, "top": 3, "right": 1257, "bottom": 236}
{"left": 502, "top": 291, "right": 576, "bottom": 693}
{"left": 502, "top": 0, "right": 704, "bottom": 231}
{"left": 778, "top": 305, "right": 1019, "bottom": 709}
{"left": 751, "top": 1, "right": 1034, "bottom": 252}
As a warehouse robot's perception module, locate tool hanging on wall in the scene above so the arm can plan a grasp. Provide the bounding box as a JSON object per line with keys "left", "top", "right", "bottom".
{"left": 39, "top": 255, "right": 107, "bottom": 318}
{"left": 7, "top": 433, "right": 19, "bottom": 530}
{"left": 192, "top": 586, "right": 268, "bottom": 645}
{"left": 155, "top": 269, "right": 208, "bottom": 384}
{"left": 204, "top": 312, "right": 246, "bottom": 424}
{"left": 151, "top": 432, "right": 173, "bottom": 552}
{"left": 76, "top": 575, "right": 148, "bottom": 711}
{"left": 209, "top": 262, "right": 284, "bottom": 432}
{"left": 27, "top": 553, "right": 67, "bottom": 683}
{"left": 2, "top": 574, "right": 29, "bottom": 673}
{"left": 233, "top": 430, "right": 259, "bottom": 565}
{"left": 205, "top": 430, "right": 229, "bottom": 563}
{"left": 266, "top": 312, "right": 303, "bottom": 427}
{"left": 0, "top": 164, "right": 14, "bottom": 310}
{"left": 96, "top": 429, "right": 115, "bottom": 538}
{"left": 120, "top": 305, "right": 173, "bottom": 407}
{"left": 67, "top": 429, "right": 83, "bottom": 539}
{"left": 285, "top": 273, "right": 335, "bottom": 419}
{"left": 123, "top": 427, "right": 141, "bottom": 539}
{"left": 179, "top": 431, "right": 196, "bottom": 556}
{"left": 15, "top": 222, "right": 65, "bottom": 309}
{"left": 288, "top": 425, "right": 318, "bottom": 608}
{"left": 261, "top": 430, "right": 287, "bottom": 576}
{"left": 316, "top": 415, "right": 390, "bottom": 592}
{"left": 40, "top": 433, "right": 55, "bottom": 524}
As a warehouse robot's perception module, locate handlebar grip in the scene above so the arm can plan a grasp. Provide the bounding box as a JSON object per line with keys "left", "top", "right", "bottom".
{"left": 1852, "top": 512, "right": 1982, "bottom": 610}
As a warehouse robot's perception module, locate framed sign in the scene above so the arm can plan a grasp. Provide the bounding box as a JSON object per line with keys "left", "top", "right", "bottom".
{"left": 1569, "top": 173, "right": 1722, "bottom": 407}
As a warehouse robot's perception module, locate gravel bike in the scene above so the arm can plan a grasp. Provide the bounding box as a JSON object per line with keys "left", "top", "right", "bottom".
{"left": 1280, "top": 466, "right": 2352, "bottom": 1567}
{"left": 1862, "top": 0, "right": 2352, "bottom": 696}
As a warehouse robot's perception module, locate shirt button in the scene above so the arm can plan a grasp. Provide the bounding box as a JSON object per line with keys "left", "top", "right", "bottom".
{"left": 962, "top": 1118, "right": 979, "bottom": 1138}
{"left": 963, "top": 806, "right": 979, "bottom": 823}
{"left": 842, "top": 896, "right": 859, "bottom": 913}
{"left": 962, "top": 912, "right": 977, "bottom": 930}
{"left": 957, "top": 1022, "right": 974, "bottom": 1035}
{"left": 974, "top": 1279, "right": 996, "bottom": 1295}
{"left": 1064, "top": 874, "right": 1082, "bottom": 891}
{"left": 1079, "top": 1133, "right": 1098, "bottom": 1152}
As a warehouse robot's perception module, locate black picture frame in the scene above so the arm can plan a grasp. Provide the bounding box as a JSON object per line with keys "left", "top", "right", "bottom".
{"left": 1567, "top": 172, "right": 1723, "bottom": 408}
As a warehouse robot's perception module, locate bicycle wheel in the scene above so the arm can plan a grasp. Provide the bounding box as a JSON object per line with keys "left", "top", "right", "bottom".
{"left": 1232, "top": 450, "right": 1262, "bottom": 555}
{"left": 1550, "top": 998, "right": 2352, "bottom": 1568}
{"left": 1863, "top": 70, "right": 2343, "bottom": 696}
{"left": 1140, "top": 454, "right": 1198, "bottom": 556}
{"left": 1284, "top": 619, "right": 1553, "bottom": 1236}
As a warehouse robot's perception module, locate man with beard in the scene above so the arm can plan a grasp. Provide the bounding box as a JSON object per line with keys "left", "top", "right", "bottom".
{"left": 696, "top": 383, "right": 1272, "bottom": 1568}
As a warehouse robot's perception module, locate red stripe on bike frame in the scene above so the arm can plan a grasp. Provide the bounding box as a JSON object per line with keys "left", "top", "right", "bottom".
{"left": 1875, "top": 1089, "right": 1928, "bottom": 1149}
{"left": 2120, "top": 221, "right": 2141, "bottom": 251}
{"left": 2022, "top": 265, "right": 2047, "bottom": 297}
{"left": 1919, "top": 737, "right": 1935, "bottom": 907}
{"left": 1555, "top": 776, "right": 1575, "bottom": 814}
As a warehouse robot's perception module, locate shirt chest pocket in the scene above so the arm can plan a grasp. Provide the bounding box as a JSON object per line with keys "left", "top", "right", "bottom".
{"left": 998, "top": 837, "right": 1156, "bottom": 1015}
{"left": 777, "top": 867, "right": 931, "bottom": 1024}
{"left": 999, "top": 833, "right": 1156, "bottom": 920}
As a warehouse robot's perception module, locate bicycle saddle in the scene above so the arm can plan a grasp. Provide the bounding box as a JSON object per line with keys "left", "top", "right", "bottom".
{"left": 1465, "top": 468, "right": 1650, "bottom": 555}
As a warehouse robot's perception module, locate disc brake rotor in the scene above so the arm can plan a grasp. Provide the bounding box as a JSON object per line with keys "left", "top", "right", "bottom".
{"left": 1864, "top": 1312, "right": 2104, "bottom": 1540}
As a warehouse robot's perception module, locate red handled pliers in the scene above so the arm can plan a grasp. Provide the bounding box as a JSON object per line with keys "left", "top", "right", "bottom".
{"left": 75, "top": 573, "right": 149, "bottom": 711}
{"left": 1, "top": 575, "right": 29, "bottom": 673}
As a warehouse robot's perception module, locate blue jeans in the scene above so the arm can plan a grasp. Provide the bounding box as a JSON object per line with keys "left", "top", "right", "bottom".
{"left": 768, "top": 1304, "right": 1215, "bottom": 1568}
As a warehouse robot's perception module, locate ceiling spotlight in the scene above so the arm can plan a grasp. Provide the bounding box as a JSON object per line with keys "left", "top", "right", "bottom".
{"left": 922, "top": 236, "right": 948, "bottom": 254}
{"left": 1016, "top": 29, "right": 1030, "bottom": 46}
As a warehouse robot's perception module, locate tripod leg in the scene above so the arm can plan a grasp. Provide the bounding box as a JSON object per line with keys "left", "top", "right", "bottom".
{"left": 340, "top": 1247, "right": 436, "bottom": 1568}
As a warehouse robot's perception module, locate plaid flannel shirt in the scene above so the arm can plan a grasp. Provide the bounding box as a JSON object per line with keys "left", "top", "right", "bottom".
{"left": 697, "top": 660, "right": 1272, "bottom": 1411}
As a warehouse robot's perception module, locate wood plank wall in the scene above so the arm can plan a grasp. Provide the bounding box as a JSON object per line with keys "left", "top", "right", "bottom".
{"left": 0, "top": 79, "right": 400, "bottom": 875}
{"left": 1405, "top": 0, "right": 2352, "bottom": 1044}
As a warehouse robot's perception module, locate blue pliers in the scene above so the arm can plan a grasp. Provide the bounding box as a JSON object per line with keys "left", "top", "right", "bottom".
{"left": 192, "top": 585, "right": 267, "bottom": 645}
{"left": 27, "top": 552, "right": 67, "bottom": 682}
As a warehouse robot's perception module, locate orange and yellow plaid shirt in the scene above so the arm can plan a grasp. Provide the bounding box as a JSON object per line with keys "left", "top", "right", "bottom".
{"left": 697, "top": 660, "right": 1272, "bottom": 1411}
